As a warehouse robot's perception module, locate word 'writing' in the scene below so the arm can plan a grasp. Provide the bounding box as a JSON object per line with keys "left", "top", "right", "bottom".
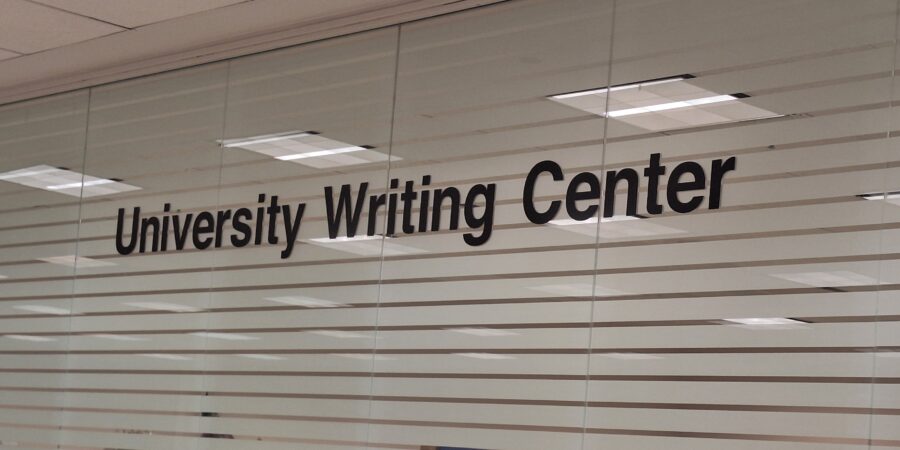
{"left": 115, "top": 153, "right": 736, "bottom": 259}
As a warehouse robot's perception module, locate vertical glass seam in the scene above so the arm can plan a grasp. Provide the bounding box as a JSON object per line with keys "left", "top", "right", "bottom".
{"left": 365, "top": 24, "right": 404, "bottom": 449}
{"left": 194, "top": 59, "right": 233, "bottom": 449}
{"left": 58, "top": 87, "right": 93, "bottom": 450}
{"left": 581, "top": 0, "right": 618, "bottom": 448}
{"left": 866, "top": 1, "right": 900, "bottom": 447}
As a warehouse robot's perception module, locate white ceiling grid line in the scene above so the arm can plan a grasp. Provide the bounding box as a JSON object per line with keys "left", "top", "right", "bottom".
{"left": 0, "top": 0, "right": 125, "bottom": 54}
{"left": 0, "top": 0, "right": 505, "bottom": 106}
{"left": 30, "top": 0, "right": 250, "bottom": 29}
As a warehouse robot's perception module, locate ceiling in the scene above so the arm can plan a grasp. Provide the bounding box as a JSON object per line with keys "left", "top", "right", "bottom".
{"left": 0, "top": 0, "right": 502, "bottom": 106}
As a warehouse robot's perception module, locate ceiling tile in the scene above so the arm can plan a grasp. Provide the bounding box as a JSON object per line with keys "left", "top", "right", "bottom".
{"left": 33, "top": 0, "right": 248, "bottom": 28}
{"left": 0, "top": 0, "right": 124, "bottom": 53}
{"left": 0, "top": 48, "right": 20, "bottom": 61}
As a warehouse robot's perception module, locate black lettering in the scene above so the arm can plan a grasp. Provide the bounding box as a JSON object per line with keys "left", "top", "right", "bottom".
{"left": 172, "top": 213, "right": 193, "bottom": 250}
{"left": 644, "top": 153, "right": 666, "bottom": 215}
{"left": 325, "top": 183, "right": 368, "bottom": 238}
{"left": 401, "top": 180, "right": 417, "bottom": 234}
{"left": 214, "top": 210, "right": 232, "bottom": 248}
{"left": 266, "top": 195, "right": 280, "bottom": 245}
{"left": 367, "top": 193, "right": 386, "bottom": 236}
{"left": 160, "top": 203, "right": 171, "bottom": 251}
{"left": 432, "top": 187, "right": 461, "bottom": 231}
{"left": 565, "top": 172, "right": 600, "bottom": 221}
{"left": 255, "top": 194, "right": 265, "bottom": 245}
{"left": 280, "top": 204, "right": 305, "bottom": 259}
{"left": 139, "top": 216, "right": 160, "bottom": 252}
{"left": 231, "top": 208, "right": 252, "bottom": 247}
{"left": 523, "top": 160, "right": 563, "bottom": 224}
{"left": 603, "top": 168, "right": 639, "bottom": 218}
{"left": 463, "top": 183, "right": 495, "bottom": 246}
{"left": 193, "top": 211, "right": 214, "bottom": 250}
{"left": 419, "top": 175, "right": 431, "bottom": 232}
{"left": 387, "top": 179, "right": 399, "bottom": 236}
{"left": 115, "top": 207, "right": 139, "bottom": 255}
{"left": 667, "top": 161, "right": 706, "bottom": 213}
{"left": 709, "top": 156, "right": 736, "bottom": 209}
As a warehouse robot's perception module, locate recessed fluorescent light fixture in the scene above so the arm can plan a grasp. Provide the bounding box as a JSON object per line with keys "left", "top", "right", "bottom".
{"left": 859, "top": 190, "right": 900, "bottom": 200}
{"left": 13, "top": 305, "right": 73, "bottom": 315}
{"left": 550, "top": 75, "right": 694, "bottom": 99}
{"left": 38, "top": 255, "right": 115, "bottom": 268}
{"left": 220, "top": 131, "right": 314, "bottom": 147}
{"left": 0, "top": 165, "right": 140, "bottom": 197}
{"left": 309, "top": 235, "right": 382, "bottom": 243}
{"left": 548, "top": 217, "right": 599, "bottom": 227}
{"left": 125, "top": 302, "right": 203, "bottom": 313}
{"left": 47, "top": 179, "right": 116, "bottom": 190}
{"left": 264, "top": 296, "right": 348, "bottom": 308}
{"left": 4, "top": 334, "right": 55, "bottom": 342}
{"left": 605, "top": 94, "right": 745, "bottom": 118}
{"left": 770, "top": 271, "right": 879, "bottom": 287}
{"left": 549, "top": 75, "right": 780, "bottom": 131}
{"left": 723, "top": 318, "right": 808, "bottom": 326}
{"left": 306, "top": 235, "right": 426, "bottom": 256}
{"left": 548, "top": 215, "right": 643, "bottom": 226}
{"left": 276, "top": 146, "right": 367, "bottom": 161}
{"left": 190, "top": 332, "right": 258, "bottom": 341}
{"left": 219, "top": 131, "right": 399, "bottom": 169}
{"left": 548, "top": 215, "right": 682, "bottom": 239}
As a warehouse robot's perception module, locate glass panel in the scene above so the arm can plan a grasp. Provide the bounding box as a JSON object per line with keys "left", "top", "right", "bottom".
{"left": 367, "top": 1, "right": 613, "bottom": 449}
{"left": 61, "top": 64, "right": 230, "bottom": 449}
{"left": 584, "top": 1, "right": 897, "bottom": 448}
{"left": 0, "top": 90, "right": 88, "bottom": 449}
{"left": 1, "top": 2, "right": 898, "bottom": 449}
{"left": 871, "top": 14, "right": 900, "bottom": 447}
{"left": 200, "top": 27, "right": 399, "bottom": 449}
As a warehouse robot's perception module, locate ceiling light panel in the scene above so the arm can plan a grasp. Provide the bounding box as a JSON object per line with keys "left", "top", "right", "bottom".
{"left": 860, "top": 190, "right": 900, "bottom": 207}
{"left": 306, "top": 235, "right": 426, "bottom": 256}
{"left": 548, "top": 216, "right": 685, "bottom": 239}
{"left": 0, "top": 165, "right": 140, "bottom": 197}
{"left": 770, "top": 271, "right": 879, "bottom": 287}
{"left": 189, "top": 332, "right": 258, "bottom": 341}
{"left": 860, "top": 190, "right": 900, "bottom": 200}
{"left": 4, "top": 334, "right": 55, "bottom": 342}
{"left": 39, "top": 255, "right": 116, "bottom": 268}
{"left": 549, "top": 77, "right": 781, "bottom": 131}
{"left": 264, "top": 296, "right": 348, "bottom": 308}
{"left": 722, "top": 318, "right": 810, "bottom": 330}
{"left": 723, "top": 318, "right": 807, "bottom": 326}
{"left": 12, "top": 305, "right": 73, "bottom": 315}
{"left": 220, "top": 131, "right": 399, "bottom": 168}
